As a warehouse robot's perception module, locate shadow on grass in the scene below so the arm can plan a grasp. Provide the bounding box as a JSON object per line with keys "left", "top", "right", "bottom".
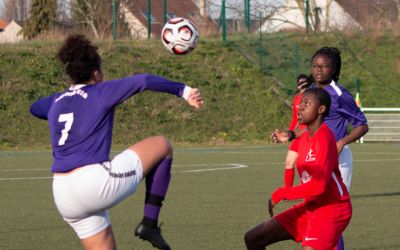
{"left": 352, "top": 192, "right": 400, "bottom": 199}
{"left": 355, "top": 244, "right": 400, "bottom": 250}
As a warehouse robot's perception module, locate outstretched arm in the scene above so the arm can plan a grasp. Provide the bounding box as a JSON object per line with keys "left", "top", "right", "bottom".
{"left": 99, "top": 74, "right": 199, "bottom": 107}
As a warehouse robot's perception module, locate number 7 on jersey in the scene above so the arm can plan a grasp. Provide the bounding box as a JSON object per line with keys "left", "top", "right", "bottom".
{"left": 58, "top": 113, "right": 74, "bottom": 146}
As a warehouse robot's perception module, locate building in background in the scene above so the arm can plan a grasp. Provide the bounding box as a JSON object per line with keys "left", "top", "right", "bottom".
{"left": 0, "top": 20, "right": 23, "bottom": 43}
{"left": 261, "top": 0, "right": 399, "bottom": 33}
{"left": 121, "top": 0, "right": 212, "bottom": 39}
{"left": 0, "top": 19, "right": 7, "bottom": 31}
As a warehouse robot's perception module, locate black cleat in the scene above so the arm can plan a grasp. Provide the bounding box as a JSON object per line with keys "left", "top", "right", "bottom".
{"left": 134, "top": 223, "right": 171, "bottom": 250}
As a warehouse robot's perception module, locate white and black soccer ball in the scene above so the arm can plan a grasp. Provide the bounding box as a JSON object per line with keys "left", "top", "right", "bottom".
{"left": 161, "top": 17, "right": 199, "bottom": 55}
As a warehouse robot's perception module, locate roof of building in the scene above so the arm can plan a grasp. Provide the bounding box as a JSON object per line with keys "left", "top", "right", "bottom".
{"left": 0, "top": 19, "right": 8, "bottom": 30}
{"left": 125, "top": 0, "right": 203, "bottom": 36}
{"left": 335, "top": 0, "right": 399, "bottom": 28}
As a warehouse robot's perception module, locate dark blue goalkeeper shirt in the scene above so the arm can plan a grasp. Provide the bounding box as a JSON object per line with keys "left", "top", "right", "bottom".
{"left": 30, "top": 74, "right": 186, "bottom": 173}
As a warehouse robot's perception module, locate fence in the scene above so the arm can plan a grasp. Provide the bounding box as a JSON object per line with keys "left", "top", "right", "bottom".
{"left": 7, "top": 0, "right": 394, "bottom": 106}
{"left": 361, "top": 108, "right": 400, "bottom": 143}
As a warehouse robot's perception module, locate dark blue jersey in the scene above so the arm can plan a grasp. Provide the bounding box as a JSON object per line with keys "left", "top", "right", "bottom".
{"left": 30, "top": 74, "right": 186, "bottom": 173}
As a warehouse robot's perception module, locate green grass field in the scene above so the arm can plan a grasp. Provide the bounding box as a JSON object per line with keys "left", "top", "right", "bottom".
{"left": 1, "top": 143, "right": 400, "bottom": 249}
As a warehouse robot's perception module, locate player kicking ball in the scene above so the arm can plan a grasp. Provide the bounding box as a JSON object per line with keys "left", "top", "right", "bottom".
{"left": 244, "top": 88, "right": 351, "bottom": 250}
{"left": 30, "top": 34, "right": 203, "bottom": 250}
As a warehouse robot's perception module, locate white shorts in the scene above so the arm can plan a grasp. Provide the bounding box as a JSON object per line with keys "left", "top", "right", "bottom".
{"left": 52, "top": 149, "right": 143, "bottom": 239}
{"left": 339, "top": 145, "right": 353, "bottom": 192}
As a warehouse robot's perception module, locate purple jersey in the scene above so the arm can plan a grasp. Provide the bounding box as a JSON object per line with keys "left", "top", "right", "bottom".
{"left": 30, "top": 74, "right": 186, "bottom": 173}
{"left": 323, "top": 80, "right": 367, "bottom": 141}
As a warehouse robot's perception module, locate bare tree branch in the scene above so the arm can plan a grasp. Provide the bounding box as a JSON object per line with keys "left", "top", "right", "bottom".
{"left": 1, "top": 0, "right": 30, "bottom": 22}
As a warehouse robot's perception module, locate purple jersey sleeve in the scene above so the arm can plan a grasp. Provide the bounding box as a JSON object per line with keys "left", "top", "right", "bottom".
{"left": 95, "top": 74, "right": 185, "bottom": 108}
{"left": 30, "top": 95, "right": 56, "bottom": 120}
{"left": 337, "top": 89, "right": 367, "bottom": 128}
{"left": 324, "top": 82, "right": 368, "bottom": 141}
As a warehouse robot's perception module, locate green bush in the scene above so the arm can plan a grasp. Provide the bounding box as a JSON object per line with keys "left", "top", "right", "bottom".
{"left": 0, "top": 32, "right": 399, "bottom": 148}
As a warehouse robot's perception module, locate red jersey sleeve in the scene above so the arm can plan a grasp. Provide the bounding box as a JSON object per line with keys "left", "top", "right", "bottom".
{"left": 288, "top": 94, "right": 301, "bottom": 130}
{"left": 272, "top": 126, "right": 338, "bottom": 204}
{"left": 289, "top": 138, "right": 300, "bottom": 152}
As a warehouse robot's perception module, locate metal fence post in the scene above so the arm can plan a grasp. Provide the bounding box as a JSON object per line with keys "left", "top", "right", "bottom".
{"left": 113, "top": 0, "right": 117, "bottom": 40}
{"left": 222, "top": 0, "right": 226, "bottom": 43}
{"left": 163, "top": 0, "right": 167, "bottom": 24}
{"left": 258, "top": 12, "right": 263, "bottom": 70}
{"left": 147, "top": 0, "right": 151, "bottom": 39}
{"left": 305, "top": 0, "right": 309, "bottom": 33}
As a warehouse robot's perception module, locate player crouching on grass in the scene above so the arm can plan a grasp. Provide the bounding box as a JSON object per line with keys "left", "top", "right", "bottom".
{"left": 244, "top": 88, "right": 351, "bottom": 250}
{"left": 30, "top": 34, "right": 203, "bottom": 250}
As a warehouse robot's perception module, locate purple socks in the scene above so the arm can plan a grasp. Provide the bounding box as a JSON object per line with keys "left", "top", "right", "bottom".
{"left": 142, "top": 157, "right": 172, "bottom": 227}
{"left": 336, "top": 235, "right": 344, "bottom": 250}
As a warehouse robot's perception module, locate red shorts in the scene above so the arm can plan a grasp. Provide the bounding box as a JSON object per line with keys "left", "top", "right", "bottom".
{"left": 274, "top": 201, "right": 352, "bottom": 250}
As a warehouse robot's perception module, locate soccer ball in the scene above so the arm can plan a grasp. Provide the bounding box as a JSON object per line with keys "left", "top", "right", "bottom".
{"left": 161, "top": 18, "right": 199, "bottom": 55}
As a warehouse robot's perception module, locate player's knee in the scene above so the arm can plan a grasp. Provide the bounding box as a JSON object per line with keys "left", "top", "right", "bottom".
{"left": 154, "top": 135, "right": 173, "bottom": 157}
{"left": 244, "top": 230, "right": 256, "bottom": 248}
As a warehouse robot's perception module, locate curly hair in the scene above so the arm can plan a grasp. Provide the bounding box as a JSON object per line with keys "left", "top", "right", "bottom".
{"left": 311, "top": 47, "right": 341, "bottom": 82}
{"left": 297, "top": 73, "right": 309, "bottom": 84}
{"left": 57, "top": 34, "right": 101, "bottom": 84}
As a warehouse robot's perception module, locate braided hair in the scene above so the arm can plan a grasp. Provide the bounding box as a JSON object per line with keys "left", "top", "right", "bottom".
{"left": 311, "top": 47, "right": 341, "bottom": 82}
{"left": 57, "top": 34, "right": 101, "bottom": 84}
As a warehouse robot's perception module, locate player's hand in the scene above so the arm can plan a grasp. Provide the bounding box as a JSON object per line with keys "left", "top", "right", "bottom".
{"left": 336, "top": 139, "right": 346, "bottom": 154}
{"left": 271, "top": 129, "right": 289, "bottom": 144}
{"left": 187, "top": 88, "right": 204, "bottom": 109}
{"left": 267, "top": 198, "right": 275, "bottom": 217}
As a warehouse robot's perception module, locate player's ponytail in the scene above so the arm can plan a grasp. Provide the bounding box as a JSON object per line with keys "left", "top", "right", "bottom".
{"left": 57, "top": 34, "right": 101, "bottom": 84}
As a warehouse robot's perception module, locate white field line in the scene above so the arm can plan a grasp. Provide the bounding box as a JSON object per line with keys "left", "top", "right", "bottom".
{"left": 1, "top": 157, "right": 400, "bottom": 181}
{"left": 182, "top": 163, "right": 248, "bottom": 173}
{"left": 0, "top": 168, "right": 49, "bottom": 172}
{"left": 0, "top": 176, "right": 52, "bottom": 180}
{"left": 0, "top": 163, "right": 250, "bottom": 181}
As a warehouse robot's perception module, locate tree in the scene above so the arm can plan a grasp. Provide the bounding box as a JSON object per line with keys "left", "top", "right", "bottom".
{"left": 21, "top": 0, "right": 57, "bottom": 39}
{"left": 396, "top": 0, "right": 400, "bottom": 22}
{"left": 58, "top": 0, "right": 133, "bottom": 39}
{"left": 0, "top": 0, "right": 30, "bottom": 22}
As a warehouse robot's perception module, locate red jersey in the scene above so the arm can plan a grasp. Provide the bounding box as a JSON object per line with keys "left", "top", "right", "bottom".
{"left": 272, "top": 123, "right": 349, "bottom": 207}
{"left": 288, "top": 93, "right": 306, "bottom": 130}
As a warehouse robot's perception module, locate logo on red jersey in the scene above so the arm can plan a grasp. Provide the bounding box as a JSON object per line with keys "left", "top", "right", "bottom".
{"left": 305, "top": 148, "right": 316, "bottom": 162}
{"left": 301, "top": 170, "right": 312, "bottom": 183}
